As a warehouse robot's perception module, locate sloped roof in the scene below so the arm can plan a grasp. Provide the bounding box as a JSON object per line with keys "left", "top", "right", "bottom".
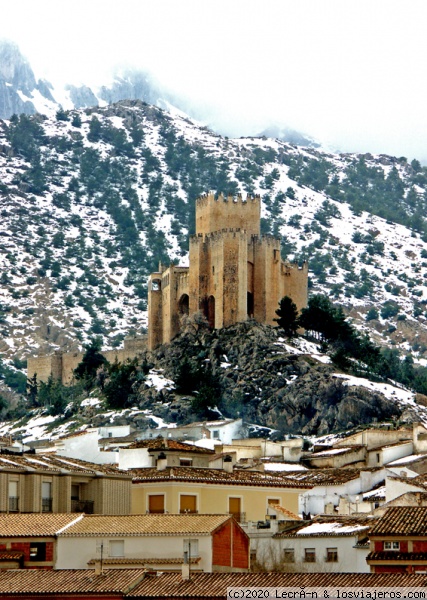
{"left": 127, "top": 572, "right": 427, "bottom": 597}
{"left": 0, "top": 513, "right": 83, "bottom": 537}
{"left": 126, "top": 439, "right": 215, "bottom": 454}
{"left": 87, "top": 557, "right": 201, "bottom": 565}
{"left": 274, "top": 515, "right": 376, "bottom": 538}
{"left": 130, "top": 466, "right": 313, "bottom": 488}
{"left": 370, "top": 506, "right": 427, "bottom": 536}
{"left": 59, "top": 514, "right": 233, "bottom": 537}
{"left": 367, "top": 551, "right": 427, "bottom": 561}
{"left": 0, "top": 568, "right": 147, "bottom": 594}
{"left": 0, "top": 453, "right": 130, "bottom": 477}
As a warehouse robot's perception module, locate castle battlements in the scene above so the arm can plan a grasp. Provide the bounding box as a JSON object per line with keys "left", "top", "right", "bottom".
{"left": 196, "top": 192, "right": 261, "bottom": 237}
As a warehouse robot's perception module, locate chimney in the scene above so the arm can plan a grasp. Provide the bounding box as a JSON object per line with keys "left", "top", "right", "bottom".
{"left": 94, "top": 559, "right": 102, "bottom": 576}
{"left": 156, "top": 451, "right": 167, "bottom": 471}
{"left": 223, "top": 454, "right": 233, "bottom": 473}
{"left": 182, "top": 551, "right": 190, "bottom": 580}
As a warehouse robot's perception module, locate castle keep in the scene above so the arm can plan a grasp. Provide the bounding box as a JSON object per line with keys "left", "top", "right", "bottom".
{"left": 148, "top": 193, "right": 308, "bottom": 350}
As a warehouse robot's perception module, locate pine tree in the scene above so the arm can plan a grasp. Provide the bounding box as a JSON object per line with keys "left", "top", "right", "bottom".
{"left": 274, "top": 296, "right": 299, "bottom": 337}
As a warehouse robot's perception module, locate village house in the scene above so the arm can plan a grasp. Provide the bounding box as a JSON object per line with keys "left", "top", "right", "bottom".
{"left": 118, "top": 438, "right": 215, "bottom": 471}
{"left": 284, "top": 468, "right": 385, "bottom": 516}
{"left": 252, "top": 514, "right": 377, "bottom": 573}
{"left": 385, "top": 453, "right": 427, "bottom": 478}
{"left": 55, "top": 514, "right": 249, "bottom": 573}
{"left": 367, "top": 506, "right": 427, "bottom": 573}
{"left": 0, "top": 452, "right": 131, "bottom": 515}
{"left": 0, "top": 513, "right": 82, "bottom": 570}
{"left": 130, "top": 466, "right": 312, "bottom": 522}
{"left": 138, "top": 418, "right": 243, "bottom": 444}
{"left": 332, "top": 426, "right": 413, "bottom": 450}
{"left": 374, "top": 491, "right": 427, "bottom": 516}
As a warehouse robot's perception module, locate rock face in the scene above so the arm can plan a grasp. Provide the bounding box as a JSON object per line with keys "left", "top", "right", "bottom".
{"left": 143, "top": 321, "right": 402, "bottom": 436}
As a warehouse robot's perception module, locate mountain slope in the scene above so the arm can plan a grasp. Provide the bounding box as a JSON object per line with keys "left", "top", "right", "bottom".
{"left": 1, "top": 100, "right": 427, "bottom": 368}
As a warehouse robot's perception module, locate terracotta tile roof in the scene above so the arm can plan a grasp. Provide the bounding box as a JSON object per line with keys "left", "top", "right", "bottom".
{"left": 127, "top": 572, "right": 427, "bottom": 597}
{"left": 59, "top": 514, "right": 233, "bottom": 537}
{"left": 126, "top": 439, "right": 215, "bottom": 454}
{"left": 0, "top": 568, "right": 147, "bottom": 594}
{"left": 87, "top": 557, "right": 201, "bottom": 565}
{"left": 0, "top": 513, "right": 83, "bottom": 536}
{"left": 371, "top": 506, "right": 427, "bottom": 535}
{"left": 308, "top": 445, "right": 366, "bottom": 458}
{"left": 0, "top": 453, "right": 131, "bottom": 477}
{"left": 277, "top": 468, "right": 373, "bottom": 485}
{"left": 269, "top": 505, "right": 301, "bottom": 520}
{"left": 367, "top": 551, "right": 427, "bottom": 561}
{"left": 0, "top": 550, "right": 24, "bottom": 561}
{"left": 130, "top": 466, "right": 313, "bottom": 488}
{"left": 99, "top": 433, "right": 138, "bottom": 445}
{"left": 274, "top": 515, "right": 377, "bottom": 538}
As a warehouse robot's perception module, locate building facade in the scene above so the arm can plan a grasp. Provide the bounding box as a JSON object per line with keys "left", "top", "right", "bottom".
{"left": 148, "top": 193, "right": 308, "bottom": 350}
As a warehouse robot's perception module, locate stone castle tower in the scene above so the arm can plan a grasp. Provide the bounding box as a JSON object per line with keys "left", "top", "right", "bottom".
{"left": 147, "top": 193, "right": 308, "bottom": 350}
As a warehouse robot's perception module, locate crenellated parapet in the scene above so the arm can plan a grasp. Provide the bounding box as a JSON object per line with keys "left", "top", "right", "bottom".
{"left": 195, "top": 192, "right": 261, "bottom": 237}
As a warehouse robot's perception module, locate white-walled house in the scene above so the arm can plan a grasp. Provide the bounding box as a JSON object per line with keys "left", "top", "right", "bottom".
{"left": 55, "top": 514, "right": 249, "bottom": 572}
{"left": 118, "top": 439, "right": 214, "bottom": 470}
{"left": 98, "top": 425, "right": 134, "bottom": 439}
{"left": 45, "top": 430, "right": 119, "bottom": 465}
{"left": 385, "top": 454, "right": 427, "bottom": 478}
{"left": 252, "top": 516, "right": 376, "bottom": 573}
{"left": 138, "top": 419, "right": 243, "bottom": 444}
{"left": 287, "top": 468, "right": 385, "bottom": 516}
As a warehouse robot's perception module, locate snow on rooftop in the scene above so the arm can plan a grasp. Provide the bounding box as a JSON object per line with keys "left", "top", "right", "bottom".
{"left": 386, "top": 454, "right": 427, "bottom": 466}
{"left": 264, "top": 462, "right": 307, "bottom": 472}
{"left": 296, "top": 522, "right": 370, "bottom": 535}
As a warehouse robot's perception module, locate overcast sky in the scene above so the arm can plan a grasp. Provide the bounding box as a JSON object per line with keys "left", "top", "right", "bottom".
{"left": 2, "top": 0, "right": 427, "bottom": 160}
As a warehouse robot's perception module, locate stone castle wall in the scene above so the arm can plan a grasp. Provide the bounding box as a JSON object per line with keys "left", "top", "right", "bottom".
{"left": 27, "top": 337, "right": 147, "bottom": 385}
{"left": 148, "top": 193, "right": 309, "bottom": 349}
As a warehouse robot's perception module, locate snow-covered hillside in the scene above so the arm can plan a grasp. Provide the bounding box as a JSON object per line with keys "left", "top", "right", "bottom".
{"left": 0, "top": 99, "right": 426, "bottom": 369}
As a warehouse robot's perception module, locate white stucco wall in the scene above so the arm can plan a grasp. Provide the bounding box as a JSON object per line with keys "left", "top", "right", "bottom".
{"left": 300, "top": 469, "right": 385, "bottom": 515}
{"left": 208, "top": 419, "right": 243, "bottom": 444}
{"left": 98, "top": 425, "right": 132, "bottom": 438}
{"left": 56, "top": 535, "right": 213, "bottom": 571}
{"left": 385, "top": 475, "right": 424, "bottom": 503}
{"left": 253, "top": 535, "right": 370, "bottom": 572}
{"left": 119, "top": 448, "right": 150, "bottom": 470}
{"left": 55, "top": 431, "right": 119, "bottom": 464}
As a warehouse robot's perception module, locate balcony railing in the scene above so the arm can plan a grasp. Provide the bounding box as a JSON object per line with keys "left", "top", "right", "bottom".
{"left": 8, "top": 497, "right": 19, "bottom": 512}
{"left": 71, "top": 499, "right": 94, "bottom": 514}
{"left": 42, "top": 497, "right": 53, "bottom": 512}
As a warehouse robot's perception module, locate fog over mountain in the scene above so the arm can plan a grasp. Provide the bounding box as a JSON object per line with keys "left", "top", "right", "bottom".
{"left": 1, "top": 0, "right": 427, "bottom": 161}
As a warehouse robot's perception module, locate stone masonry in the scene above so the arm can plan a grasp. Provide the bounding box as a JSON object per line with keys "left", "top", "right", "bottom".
{"left": 148, "top": 193, "right": 308, "bottom": 350}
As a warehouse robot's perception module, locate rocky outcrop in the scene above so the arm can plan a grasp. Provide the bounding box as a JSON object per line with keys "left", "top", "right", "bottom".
{"left": 141, "top": 321, "right": 402, "bottom": 437}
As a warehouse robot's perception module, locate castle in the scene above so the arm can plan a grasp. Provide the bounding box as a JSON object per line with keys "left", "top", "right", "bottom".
{"left": 27, "top": 193, "right": 308, "bottom": 383}
{"left": 148, "top": 193, "right": 308, "bottom": 350}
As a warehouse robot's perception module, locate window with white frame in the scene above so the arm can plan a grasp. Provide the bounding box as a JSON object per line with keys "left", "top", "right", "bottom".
{"left": 384, "top": 541, "right": 400, "bottom": 551}
{"left": 109, "top": 540, "right": 124, "bottom": 557}
{"left": 183, "top": 539, "right": 199, "bottom": 557}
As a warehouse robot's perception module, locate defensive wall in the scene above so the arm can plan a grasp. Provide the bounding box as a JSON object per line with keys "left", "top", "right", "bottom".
{"left": 27, "top": 336, "right": 146, "bottom": 385}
